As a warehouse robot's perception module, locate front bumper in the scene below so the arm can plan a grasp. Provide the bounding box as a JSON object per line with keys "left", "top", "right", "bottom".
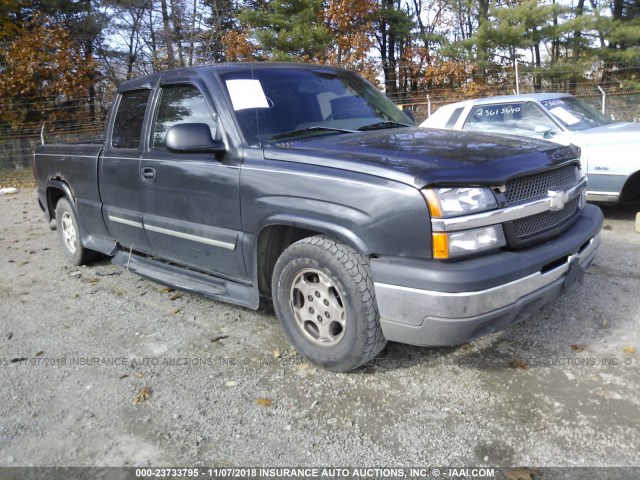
{"left": 373, "top": 204, "right": 603, "bottom": 346}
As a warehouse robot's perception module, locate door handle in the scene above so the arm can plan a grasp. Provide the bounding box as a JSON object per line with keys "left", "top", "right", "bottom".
{"left": 141, "top": 167, "right": 156, "bottom": 181}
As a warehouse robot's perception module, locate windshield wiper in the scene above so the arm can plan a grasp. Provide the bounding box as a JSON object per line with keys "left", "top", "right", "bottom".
{"left": 269, "top": 126, "right": 357, "bottom": 141}
{"left": 357, "top": 121, "right": 413, "bottom": 131}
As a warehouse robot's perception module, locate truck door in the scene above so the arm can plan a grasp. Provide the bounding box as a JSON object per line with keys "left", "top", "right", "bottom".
{"left": 100, "top": 88, "right": 154, "bottom": 254}
{"left": 139, "top": 82, "right": 246, "bottom": 280}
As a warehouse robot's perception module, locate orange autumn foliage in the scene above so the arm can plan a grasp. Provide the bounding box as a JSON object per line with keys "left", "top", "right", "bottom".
{"left": 0, "top": 18, "right": 97, "bottom": 128}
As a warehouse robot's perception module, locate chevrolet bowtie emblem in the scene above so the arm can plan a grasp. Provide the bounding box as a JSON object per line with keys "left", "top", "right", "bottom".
{"left": 548, "top": 189, "right": 569, "bottom": 211}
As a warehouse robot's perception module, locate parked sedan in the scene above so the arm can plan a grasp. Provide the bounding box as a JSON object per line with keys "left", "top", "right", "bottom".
{"left": 420, "top": 93, "right": 640, "bottom": 203}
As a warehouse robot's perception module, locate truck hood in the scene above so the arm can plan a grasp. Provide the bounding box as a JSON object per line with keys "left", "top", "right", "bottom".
{"left": 263, "top": 127, "right": 580, "bottom": 188}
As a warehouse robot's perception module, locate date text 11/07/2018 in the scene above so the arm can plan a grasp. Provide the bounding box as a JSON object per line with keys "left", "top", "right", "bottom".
{"left": 135, "top": 467, "right": 498, "bottom": 479}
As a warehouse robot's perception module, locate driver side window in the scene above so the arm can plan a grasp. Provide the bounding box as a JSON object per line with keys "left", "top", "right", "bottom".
{"left": 151, "top": 84, "right": 218, "bottom": 149}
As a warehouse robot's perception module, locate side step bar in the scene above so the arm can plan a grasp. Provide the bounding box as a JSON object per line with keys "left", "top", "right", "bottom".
{"left": 112, "top": 251, "right": 259, "bottom": 309}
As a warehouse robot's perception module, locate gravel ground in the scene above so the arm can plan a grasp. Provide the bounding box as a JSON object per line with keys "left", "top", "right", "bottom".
{"left": 0, "top": 188, "right": 639, "bottom": 471}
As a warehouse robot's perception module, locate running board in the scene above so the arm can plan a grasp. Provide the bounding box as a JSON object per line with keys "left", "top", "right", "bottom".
{"left": 112, "top": 251, "right": 259, "bottom": 309}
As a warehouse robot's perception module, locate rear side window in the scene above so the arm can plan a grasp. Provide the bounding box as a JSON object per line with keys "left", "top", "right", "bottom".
{"left": 445, "top": 107, "right": 464, "bottom": 128}
{"left": 111, "top": 90, "right": 150, "bottom": 149}
{"left": 151, "top": 84, "right": 218, "bottom": 149}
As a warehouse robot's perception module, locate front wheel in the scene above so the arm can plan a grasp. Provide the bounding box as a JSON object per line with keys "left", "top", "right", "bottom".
{"left": 272, "top": 236, "right": 386, "bottom": 372}
{"left": 55, "top": 197, "right": 96, "bottom": 266}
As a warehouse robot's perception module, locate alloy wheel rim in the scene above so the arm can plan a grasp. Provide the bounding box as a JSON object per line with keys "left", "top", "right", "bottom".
{"left": 61, "top": 212, "right": 77, "bottom": 254}
{"left": 289, "top": 268, "right": 346, "bottom": 347}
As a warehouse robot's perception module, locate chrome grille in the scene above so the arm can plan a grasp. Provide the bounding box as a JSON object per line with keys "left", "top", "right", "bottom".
{"left": 505, "top": 164, "right": 578, "bottom": 205}
{"left": 512, "top": 197, "right": 580, "bottom": 239}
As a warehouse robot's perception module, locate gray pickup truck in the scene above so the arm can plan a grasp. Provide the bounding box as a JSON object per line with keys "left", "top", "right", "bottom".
{"left": 33, "top": 63, "right": 603, "bottom": 371}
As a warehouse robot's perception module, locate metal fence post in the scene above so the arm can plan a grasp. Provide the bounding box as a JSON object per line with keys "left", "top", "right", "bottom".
{"left": 597, "top": 86, "right": 606, "bottom": 115}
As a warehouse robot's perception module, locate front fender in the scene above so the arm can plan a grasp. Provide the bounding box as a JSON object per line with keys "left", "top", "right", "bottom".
{"left": 257, "top": 213, "right": 370, "bottom": 254}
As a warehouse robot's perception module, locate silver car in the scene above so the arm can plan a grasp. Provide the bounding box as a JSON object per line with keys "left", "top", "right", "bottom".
{"left": 420, "top": 93, "right": 640, "bottom": 203}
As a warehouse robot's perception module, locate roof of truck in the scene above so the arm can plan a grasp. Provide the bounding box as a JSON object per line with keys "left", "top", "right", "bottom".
{"left": 118, "top": 62, "right": 352, "bottom": 92}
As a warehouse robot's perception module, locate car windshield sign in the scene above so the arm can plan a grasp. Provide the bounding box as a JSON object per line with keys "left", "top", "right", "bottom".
{"left": 220, "top": 67, "right": 414, "bottom": 145}
{"left": 540, "top": 97, "right": 613, "bottom": 131}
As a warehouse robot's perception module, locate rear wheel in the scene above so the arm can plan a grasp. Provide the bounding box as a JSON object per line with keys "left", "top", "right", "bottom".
{"left": 55, "top": 198, "right": 95, "bottom": 266}
{"left": 272, "top": 236, "right": 386, "bottom": 372}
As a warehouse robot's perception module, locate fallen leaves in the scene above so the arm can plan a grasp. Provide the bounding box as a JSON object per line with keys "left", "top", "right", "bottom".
{"left": 224, "top": 380, "right": 237, "bottom": 388}
{"left": 133, "top": 386, "right": 152, "bottom": 404}
{"left": 623, "top": 346, "right": 635, "bottom": 354}
{"left": 255, "top": 398, "right": 273, "bottom": 407}
{"left": 570, "top": 344, "right": 587, "bottom": 352}
{"left": 511, "top": 359, "right": 528, "bottom": 369}
{"left": 504, "top": 467, "right": 542, "bottom": 480}
{"left": 0, "top": 169, "right": 35, "bottom": 190}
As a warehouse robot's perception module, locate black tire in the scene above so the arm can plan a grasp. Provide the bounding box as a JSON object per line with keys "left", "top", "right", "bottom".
{"left": 272, "top": 236, "right": 386, "bottom": 372}
{"left": 55, "top": 197, "right": 96, "bottom": 266}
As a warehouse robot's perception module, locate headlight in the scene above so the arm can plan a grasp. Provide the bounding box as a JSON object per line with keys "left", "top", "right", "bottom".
{"left": 423, "top": 187, "right": 503, "bottom": 259}
{"left": 423, "top": 187, "right": 497, "bottom": 218}
{"left": 433, "top": 225, "right": 506, "bottom": 260}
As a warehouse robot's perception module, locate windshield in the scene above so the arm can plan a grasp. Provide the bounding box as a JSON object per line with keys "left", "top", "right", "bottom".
{"left": 220, "top": 67, "right": 414, "bottom": 145}
{"left": 540, "top": 96, "right": 613, "bottom": 131}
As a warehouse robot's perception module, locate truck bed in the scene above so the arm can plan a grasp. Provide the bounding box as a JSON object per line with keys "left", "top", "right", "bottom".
{"left": 33, "top": 143, "right": 106, "bottom": 247}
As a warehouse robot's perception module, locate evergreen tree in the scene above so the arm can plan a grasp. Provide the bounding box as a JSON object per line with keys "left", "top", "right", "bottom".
{"left": 239, "top": 0, "right": 332, "bottom": 61}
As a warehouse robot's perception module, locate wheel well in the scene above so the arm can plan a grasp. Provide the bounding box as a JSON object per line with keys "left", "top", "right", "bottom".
{"left": 46, "top": 187, "right": 67, "bottom": 220}
{"left": 619, "top": 171, "right": 640, "bottom": 202}
{"left": 256, "top": 225, "right": 321, "bottom": 294}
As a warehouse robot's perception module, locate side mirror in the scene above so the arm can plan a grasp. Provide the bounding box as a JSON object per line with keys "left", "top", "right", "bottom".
{"left": 534, "top": 125, "right": 554, "bottom": 138}
{"left": 402, "top": 108, "right": 416, "bottom": 124}
{"left": 166, "top": 123, "right": 225, "bottom": 153}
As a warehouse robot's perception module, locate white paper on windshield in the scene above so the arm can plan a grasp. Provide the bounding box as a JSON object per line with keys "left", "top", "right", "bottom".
{"left": 225, "top": 79, "right": 269, "bottom": 111}
{"left": 549, "top": 107, "right": 580, "bottom": 126}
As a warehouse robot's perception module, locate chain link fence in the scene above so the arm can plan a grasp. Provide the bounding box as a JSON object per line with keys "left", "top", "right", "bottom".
{"left": 0, "top": 129, "right": 103, "bottom": 170}
{"left": 2, "top": 89, "right": 640, "bottom": 170}
{"left": 577, "top": 91, "right": 640, "bottom": 122}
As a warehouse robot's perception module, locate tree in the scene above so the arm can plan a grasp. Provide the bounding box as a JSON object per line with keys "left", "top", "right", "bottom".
{"left": 98, "top": 0, "right": 153, "bottom": 83}
{"left": 484, "top": 0, "right": 564, "bottom": 90}
{"left": 0, "top": 0, "right": 26, "bottom": 50}
{"left": 601, "top": 0, "right": 640, "bottom": 87}
{"left": 203, "top": 0, "right": 243, "bottom": 63}
{"left": 239, "top": 0, "right": 332, "bottom": 61}
{"left": 373, "top": 0, "right": 413, "bottom": 95}
{"left": 324, "top": 0, "right": 379, "bottom": 79}
{"left": 0, "top": 16, "right": 97, "bottom": 129}
{"left": 0, "top": 0, "right": 106, "bottom": 120}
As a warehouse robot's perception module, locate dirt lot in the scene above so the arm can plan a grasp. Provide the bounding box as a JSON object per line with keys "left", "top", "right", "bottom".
{"left": 1, "top": 184, "right": 639, "bottom": 472}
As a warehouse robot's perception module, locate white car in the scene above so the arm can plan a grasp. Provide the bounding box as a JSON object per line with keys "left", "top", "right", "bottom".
{"left": 420, "top": 93, "right": 640, "bottom": 203}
